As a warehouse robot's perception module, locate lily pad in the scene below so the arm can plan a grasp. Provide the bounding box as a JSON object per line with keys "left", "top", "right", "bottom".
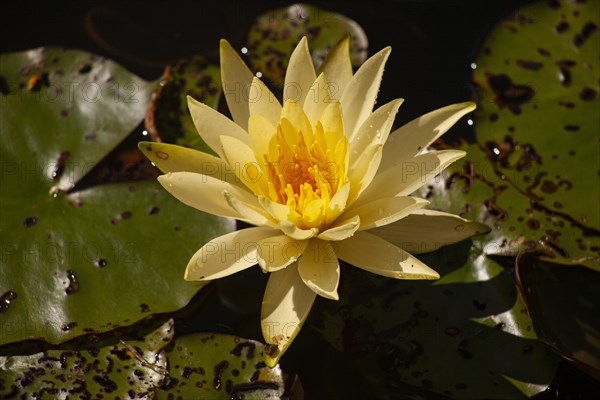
{"left": 246, "top": 3, "right": 368, "bottom": 88}
{"left": 516, "top": 254, "right": 600, "bottom": 380}
{"left": 0, "top": 319, "right": 173, "bottom": 398}
{"left": 419, "top": 142, "right": 600, "bottom": 270}
{"left": 471, "top": 0, "right": 600, "bottom": 232}
{"left": 0, "top": 319, "right": 286, "bottom": 399}
{"left": 155, "top": 333, "right": 285, "bottom": 399}
{"left": 313, "top": 240, "right": 558, "bottom": 399}
{"left": 145, "top": 56, "right": 221, "bottom": 152}
{"left": 0, "top": 47, "right": 235, "bottom": 345}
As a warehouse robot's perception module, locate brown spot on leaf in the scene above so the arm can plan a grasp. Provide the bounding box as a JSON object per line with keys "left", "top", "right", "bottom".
{"left": 564, "top": 124, "right": 579, "bottom": 132}
{"left": 579, "top": 87, "right": 597, "bottom": 101}
{"left": 573, "top": 22, "right": 598, "bottom": 47}
{"left": 516, "top": 60, "right": 543, "bottom": 71}
{"left": 486, "top": 73, "right": 534, "bottom": 114}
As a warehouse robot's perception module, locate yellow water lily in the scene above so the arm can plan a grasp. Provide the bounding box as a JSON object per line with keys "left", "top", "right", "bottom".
{"left": 140, "top": 37, "right": 487, "bottom": 367}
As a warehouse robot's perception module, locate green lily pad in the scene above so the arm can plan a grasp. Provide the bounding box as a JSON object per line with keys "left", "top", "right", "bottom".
{"left": 145, "top": 56, "right": 221, "bottom": 152}
{"left": 155, "top": 333, "right": 285, "bottom": 399}
{"left": 0, "top": 319, "right": 286, "bottom": 399}
{"left": 419, "top": 142, "right": 600, "bottom": 270}
{"left": 471, "top": 0, "right": 599, "bottom": 232}
{"left": 516, "top": 254, "right": 600, "bottom": 380}
{"left": 0, "top": 47, "right": 234, "bottom": 345}
{"left": 246, "top": 3, "right": 368, "bottom": 88}
{"left": 0, "top": 319, "right": 174, "bottom": 398}
{"left": 313, "top": 240, "right": 558, "bottom": 399}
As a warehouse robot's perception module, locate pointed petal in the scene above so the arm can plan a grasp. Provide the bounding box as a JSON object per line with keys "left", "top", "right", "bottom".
{"left": 259, "top": 196, "right": 290, "bottom": 222}
{"left": 187, "top": 96, "right": 250, "bottom": 159}
{"left": 347, "top": 144, "right": 383, "bottom": 205}
{"left": 349, "top": 98, "right": 404, "bottom": 161}
{"left": 138, "top": 141, "right": 241, "bottom": 187}
{"left": 184, "top": 227, "right": 277, "bottom": 280}
{"left": 279, "top": 220, "right": 318, "bottom": 240}
{"left": 318, "top": 214, "right": 360, "bottom": 241}
{"left": 220, "top": 39, "right": 254, "bottom": 130}
{"left": 335, "top": 231, "right": 440, "bottom": 280}
{"left": 257, "top": 235, "right": 308, "bottom": 272}
{"left": 380, "top": 102, "right": 476, "bottom": 172}
{"left": 355, "top": 150, "right": 466, "bottom": 206}
{"left": 370, "top": 209, "right": 491, "bottom": 254}
{"left": 248, "top": 76, "right": 282, "bottom": 126}
{"left": 223, "top": 191, "right": 277, "bottom": 228}
{"left": 303, "top": 73, "right": 333, "bottom": 127}
{"left": 326, "top": 181, "right": 350, "bottom": 225}
{"left": 298, "top": 239, "right": 340, "bottom": 300}
{"left": 341, "top": 46, "right": 391, "bottom": 140}
{"left": 261, "top": 263, "right": 317, "bottom": 367}
{"left": 317, "top": 35, "right": 353, "bottom": 101}
{"left": 284, "top": 37, "right": 316, "bottom": 105}
{"left": 157, "top": 172, "right": 257, "bottom": 220}
{"left": 341, "top": 196, "right": 429, "bottom": 231}
{"left": 280, "top": 99, "right": 313, "bottom": 142}
{"left": 220, "top": 135, "right": 268, "bottom": 196}
{"left": 248, "top": 113, "right": 277, "bottom": 163}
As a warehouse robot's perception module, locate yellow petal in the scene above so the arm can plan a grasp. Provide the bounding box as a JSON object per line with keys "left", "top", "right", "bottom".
{"left": 157, "top": 172, "right": 256, "bottom": 221}
{"left": 341, "top": 196, "right": 429, "bottom": 231}
{"left": 318, "top": 101, "right": 345, "bottom": 149}
{"left": 261, "top": 263, "right": 317, "bottom": 367}
{"left": 347, "top": 144, "right": 383, "bottom": 205}
{"left": 348, "top": 98, "right": 404, "bottom": 162}
{"left": 138, "top": 141, "right": 241, "bottom": 187}
{"left": 326, "top": 181, "right": 350, "bottom": 225}
{"left": 317, "top": 35, "right": 353, "bottom": 101}
{"left": 223, "top": 191, "right": 277, "bottom": 228}
{"left": 298, "top": 239, "right": 340, "bottom": 300}
{"left": 279, "top": 220, "right": 318, "bottom": 240}
{"left": 355, "top": 150, "right": 466, "bottom": 206}
{"left": 370, "top": 209, "right": 490, "bottom": 254}
{"left": 256, "top": 235, "right": 308, "bottom": 272}
{"left": 184, "top": 227, "right": 277, "bottom": 280}
{"left": 248, "top": 76, "right": 282, "bottom": 126}
{"left": 259, "top": 196, "right": 290, "bottom": 222}
{"left": 340, "top": 46, "right": 391, "bottom": 140}
{"left": 318, "top": 215, "right": 360, "bottom": 241}
{"left": 303, "top": 73, "right": 333, "bottom": 127}
{"left": 284, "top": 37, "right": 317, "bottom": 105}
{"left": 335, "top": 231, "right": 440, "bottom": 279}
{"left": 248, "top": 114, "right": 277, "bottom": 164}
{"left": 380, "top": 102, "right": 476, "bottom": 172}
{"left": 187, "top": 96, "right": 250, "bottom": 159}
{"left": 220, "top": 39, "right": 254, "bottom": 130}
{"left": 280, "top": 99, "right": 313, "bottom": 143}
{"left": 220, "top": 136, "right": 268, "bottom": 196}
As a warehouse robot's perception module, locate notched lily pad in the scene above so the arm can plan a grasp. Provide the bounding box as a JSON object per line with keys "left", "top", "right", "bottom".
{"left": 0, "top": 47, "right": 235, "bottom": 345}
{"left": 246, "top": 3, "right": 368, "bottom": 88}
{"left": 155, "top": 333, "right": 284, "bottom": 399}
{"left": 516, "top": 254, "right": 600, "bottom": 380}
{"left": 145, "top": 56, "right": 221, "bottom": 152}
{"left": 313, "top": 240, "right": 558, "bottom": 399}
{"left": 472, "top": 0, "right": 600, "bottom": 233}
{"left": 0, "top": 319, "right": 174, "bottom": 399}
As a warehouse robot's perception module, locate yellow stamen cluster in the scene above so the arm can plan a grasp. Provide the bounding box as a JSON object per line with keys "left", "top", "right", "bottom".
{"left": 262, "top": 102, "right": 348, "bottom": 230}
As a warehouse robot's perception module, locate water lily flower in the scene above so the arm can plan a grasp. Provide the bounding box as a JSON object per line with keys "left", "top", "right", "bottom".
{"left": 140, "top": 37, "right": 487, "bottom": 367}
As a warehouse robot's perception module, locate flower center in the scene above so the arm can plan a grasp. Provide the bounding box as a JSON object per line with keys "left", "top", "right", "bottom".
{"left": 263, "top": 101, "right": 348, "bottom": 230}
